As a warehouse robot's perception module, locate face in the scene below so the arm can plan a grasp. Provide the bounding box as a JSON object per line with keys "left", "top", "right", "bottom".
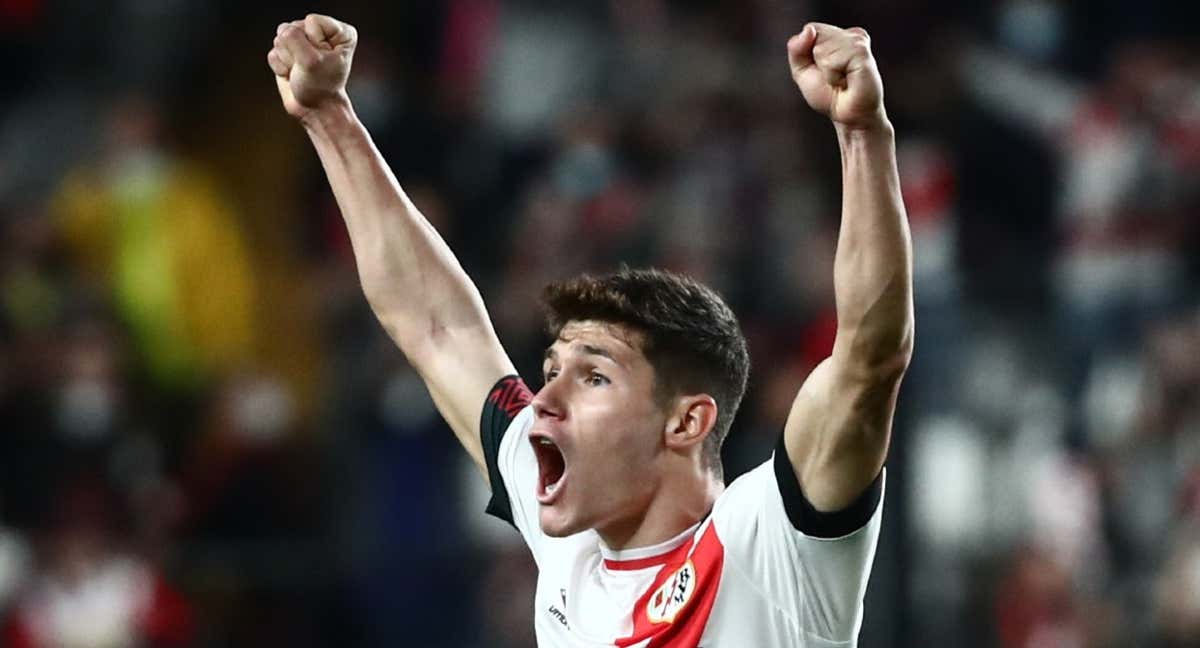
{"left": 531, "top": 320, "right": 669, "bottom": 538}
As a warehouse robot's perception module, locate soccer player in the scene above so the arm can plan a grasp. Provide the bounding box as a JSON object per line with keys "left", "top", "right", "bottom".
{"left": 268, "top": 13, "right": 913, "bottom": 647}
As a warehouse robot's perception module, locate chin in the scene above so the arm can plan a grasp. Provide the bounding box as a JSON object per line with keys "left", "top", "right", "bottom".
{"left": 539, "top": 507, "right": 587, "bottom": 537}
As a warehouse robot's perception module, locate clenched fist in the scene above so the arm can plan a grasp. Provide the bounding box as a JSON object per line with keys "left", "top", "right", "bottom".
{"left": 788, "top": 23, "right": 886, "bottom": 131}
{"left": 267, "top": 14, "right": 358, "bottom": 119}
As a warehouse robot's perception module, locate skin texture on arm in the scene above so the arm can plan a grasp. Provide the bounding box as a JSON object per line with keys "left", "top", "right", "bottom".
{"left": 783, "top": 23, "right": 915, "bottom": 512}
{"left": 268, "top": 15, "right": 515, "bottom": 479}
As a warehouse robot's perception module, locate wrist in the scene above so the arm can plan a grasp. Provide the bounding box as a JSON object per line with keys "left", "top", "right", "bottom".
{"left": 835, "top": 115, "right": 894, "bottom": 146}
{"left": 835, "top": 116, "right": 895, "bottom": 155}
{"left": 299, "top": 91, "right": 356, "bottom": 135}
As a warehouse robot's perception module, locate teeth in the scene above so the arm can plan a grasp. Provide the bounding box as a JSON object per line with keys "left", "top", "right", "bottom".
{"left": 546, "top": 481, "right": 559, "bottom": 495}
{"left": 538, "top": 438, "right": 554, "bottom": 446}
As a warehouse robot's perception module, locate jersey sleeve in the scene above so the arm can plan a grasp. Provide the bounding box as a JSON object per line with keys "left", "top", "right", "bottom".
{"left": 480, "top": 375, "right": 547, "bottom": 559}
{"left": 710, "top": 434, "right": 884, "bottom": 644}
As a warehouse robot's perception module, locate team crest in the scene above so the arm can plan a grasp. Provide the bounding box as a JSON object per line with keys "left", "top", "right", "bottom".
{"left": 646, "top": 560, "right": 696, "bottom": 624}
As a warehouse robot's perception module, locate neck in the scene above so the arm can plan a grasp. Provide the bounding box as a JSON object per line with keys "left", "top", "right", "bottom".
{"left": 596, "top": 472, "right": 723, "bottom": 551}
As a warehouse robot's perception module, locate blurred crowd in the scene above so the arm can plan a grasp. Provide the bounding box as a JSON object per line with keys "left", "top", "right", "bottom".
{"left": 1, "top": 1, "right": 1198, "bottom": 646}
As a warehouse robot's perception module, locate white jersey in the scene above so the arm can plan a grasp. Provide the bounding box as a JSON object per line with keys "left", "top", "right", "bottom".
{"left": 481, "top": 376, "right": 884, "bottom": 648}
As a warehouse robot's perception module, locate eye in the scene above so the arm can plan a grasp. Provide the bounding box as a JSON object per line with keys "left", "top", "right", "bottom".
{"left": 586, "top": 372, "right": 610, "bottom": 387}
{"left": 544, "top": 368, "right": 560, "bottom": 383}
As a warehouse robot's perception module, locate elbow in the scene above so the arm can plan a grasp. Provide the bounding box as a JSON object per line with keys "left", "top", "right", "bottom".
{"left": 880, "top": 319, "right": 915, "bottom": 379}
{"left": 842, "top": 318, "right": 914, "bottom": 384}
{"left": 893, "top": 319, "right": 915, "bottom": 370}
{"left": 869, "top": 339, "right": 912, "bottom": 386}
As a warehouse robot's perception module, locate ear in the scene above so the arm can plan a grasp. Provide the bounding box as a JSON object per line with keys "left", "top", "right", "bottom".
{"left": 663, "top": 394, "right": 719, "bottom": 451}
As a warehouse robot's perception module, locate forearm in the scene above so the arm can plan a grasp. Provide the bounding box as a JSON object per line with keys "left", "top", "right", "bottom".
{"left": 831, "top": 121, "right": 914, "bottom": 374}
{"left": 302, "top": 96, "right": 492, "bottom": 347}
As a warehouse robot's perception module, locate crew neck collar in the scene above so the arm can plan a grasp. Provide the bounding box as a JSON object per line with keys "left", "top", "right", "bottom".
{"left": 598, "top": 521, "right": 702, "bottom": 571}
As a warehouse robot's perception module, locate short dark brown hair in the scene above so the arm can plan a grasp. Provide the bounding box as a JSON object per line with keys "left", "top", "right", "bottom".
{"left": 541, "top": 267, "right": 750, "bottom": 477}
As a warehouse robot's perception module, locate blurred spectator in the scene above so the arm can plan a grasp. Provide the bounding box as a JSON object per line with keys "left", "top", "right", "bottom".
{"left": 2, "top": 479, "right": 192, "bottom": 648}
{"left": 993, "top": 545, "right": 1089, "bottom": 648}
{"left": 1145, "top": 311, "right": 1200, "bottom": 645}
{"left": 1139, "top": 310, "right": 1200, "bottom": 439}
{"left": 897, "top": 135, "right": 967, "bottom": 413}
{"left": 1154, "top": 526, "right": 1200, "bottom": 645}
{"left": 482, "top": 3, "right": 605, "bottom": 143}
{"left": 1155, "top": 471, "right": 1200, "bottom": 645}
{"left": 0, "top": 504, "right": 31, "bottom": 616}
{"left": 51, "top": 311, "right": 128, "bottom": 445}
{"left": 1, "top": 205, "right": 64, "bottom": 347}
{"left": 51, "top": 94, "right": 258, "bottom": 396}
{"left": 181, "top": 371, "right": 309, "bottom": 541}
{"left": 960, "top": 37, "right": 1198, "bottom": 448}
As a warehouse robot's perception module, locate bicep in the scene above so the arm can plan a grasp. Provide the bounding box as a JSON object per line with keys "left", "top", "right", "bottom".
{"left": 782, "top": 355, "right": 902, "bottom": 511}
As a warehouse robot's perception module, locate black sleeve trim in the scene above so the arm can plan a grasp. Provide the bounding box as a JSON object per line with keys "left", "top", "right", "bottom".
{"left": 480, "top": 374, "right": 533, "bottom": 528}
{"left": 773, "top": 434, "right": 883, "bottom": 538}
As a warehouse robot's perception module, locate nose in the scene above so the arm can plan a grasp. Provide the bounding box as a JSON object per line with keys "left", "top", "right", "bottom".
{"left": 531, "top": 379, "right": 565, "bottom": 420}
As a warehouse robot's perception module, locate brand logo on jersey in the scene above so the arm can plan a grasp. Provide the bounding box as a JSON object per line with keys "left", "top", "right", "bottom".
{"left": 547, "top": 588, "right": 570, "bottom": 628}
{"left": 646, "top": 560, "right": 696, "bottom": 624}
{"left": 548, "top": 604, "right": 569, "bottom": 628}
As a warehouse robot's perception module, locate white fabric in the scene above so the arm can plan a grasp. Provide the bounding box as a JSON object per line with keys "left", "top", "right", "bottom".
{"left": 494, "top": 405, "right": 885, "bottom": 647}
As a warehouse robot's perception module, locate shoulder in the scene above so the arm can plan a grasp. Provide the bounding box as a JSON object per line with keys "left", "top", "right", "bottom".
{"left": 712, "top": 444, "right": 884, "bottom": 541}
{"left": 480, "top": 375, "right": 536, "bottom": 528}
{"left": 482, "top": 375, "right": 534, "bottom": 446}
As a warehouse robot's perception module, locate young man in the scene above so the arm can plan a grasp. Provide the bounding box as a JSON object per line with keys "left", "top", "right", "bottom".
{"left": 268, "top": 13, "right": 913, "bottom": 647}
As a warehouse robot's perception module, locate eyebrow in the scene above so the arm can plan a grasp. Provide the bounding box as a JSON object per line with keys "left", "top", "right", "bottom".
{"left": 543, "top": 344, "right": 618, "bottom": 364}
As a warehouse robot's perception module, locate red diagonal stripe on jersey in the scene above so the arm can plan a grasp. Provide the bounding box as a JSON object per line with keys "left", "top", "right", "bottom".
{"left": 489, "top": 376, "right": 532, "bottom": 418}
{"left": 615, "top": 524, "right": 725, "bottom": 648}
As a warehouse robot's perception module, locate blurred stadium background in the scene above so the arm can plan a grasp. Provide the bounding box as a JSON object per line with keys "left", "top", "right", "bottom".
{"left": 1, "top": 0, "right": 1198, "bottom": 646}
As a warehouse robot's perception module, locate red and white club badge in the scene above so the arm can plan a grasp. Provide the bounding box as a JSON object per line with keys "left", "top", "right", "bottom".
{"left": 646, "top": 560, "right": 697, "bottom": 624}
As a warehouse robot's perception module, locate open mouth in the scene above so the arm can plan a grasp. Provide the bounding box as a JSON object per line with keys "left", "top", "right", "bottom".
{"left": 530, "top": 434, "right": 567, "bottom": 504}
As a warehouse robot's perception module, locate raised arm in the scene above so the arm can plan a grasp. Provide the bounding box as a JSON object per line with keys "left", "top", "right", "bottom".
{"left": 782, "top": 24, "right": 914, "bottom": 511}
{"left": 268, "top": 15, "right": 516, "bottom": 480}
